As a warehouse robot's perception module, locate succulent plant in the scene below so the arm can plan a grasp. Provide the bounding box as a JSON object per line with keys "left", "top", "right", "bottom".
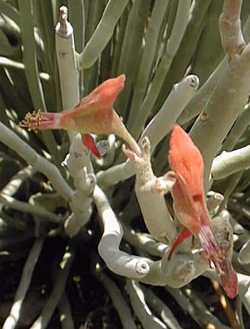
{"left": 1, "top": 1, "right": 250, "bottom": 328}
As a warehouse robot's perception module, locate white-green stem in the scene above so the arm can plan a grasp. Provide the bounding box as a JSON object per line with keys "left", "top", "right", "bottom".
{"left": 97, "top": 159, "right": 134, "bottom": 188}
{"left": 0, "top": 193, "right": 61, "bottom": 224}
{"left": 212, "top": 145, "right": 250, "bottom": 180}
{"left": 63, "top": 135, "right": 95, "bottom": 237}
{"left": 191, "top": 43, "right": 250, "bottom": 187}
{"left": 124, "top": 137, "right": 176, "bottom": 242}
{"left": 190, "top": 0, "right": 250, "bottom": 188}
{"left": 141, "top": 75, "right": 199, "bottom": 151}
{"left": 18, "top": 0, "right": 60, "bottom": 162}
{"left": 55, "top": 6, "right": 79, "bottom": 110}
{"left": 167, "top": 0, "right": 192, "bottom": 57}
{"left": 79, "top": 0, "right": 129, "bottom": 69}
{"left": 56, "top": 6, "right": 94, "bottom": 236}
{"left": 222, "top": 103, "right": 250, "bottom": 151}
{"left": 0, "top": 56, "right": 50, "bottom": 80}
{"left": 128, "top": 0, "right": 170, "bottom": 117}
{"left": 178, "top": 58, "right": 227, "bottom": 125}
{"left": 0, "top": 121, "right": 73, "bottom": 201}
{"left": 128, "top": 0, "right": 192, "bottom": 138}
{"left": 123, "top": 227, "right": 168, "bottom": 258}
{"left": 179, "top": 11, "right": 250, "bottom": 126}
{"left": 141, "top": 251, "right": 208, "bottom": 288}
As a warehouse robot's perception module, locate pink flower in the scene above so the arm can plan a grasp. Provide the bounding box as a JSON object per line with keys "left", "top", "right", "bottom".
{"left": 168, "top": 125, "right": 238, "bottom": 299}
{"left": 20, "top": 75, "right": 140, "bottom": 157}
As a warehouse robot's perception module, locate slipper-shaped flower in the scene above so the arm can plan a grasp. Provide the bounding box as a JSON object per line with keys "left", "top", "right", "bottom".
{"left": 167, "top": 125, "right": 238, "bottom": 299}
{"left": 20, "top": 75, "right": 140, "bottom": 157}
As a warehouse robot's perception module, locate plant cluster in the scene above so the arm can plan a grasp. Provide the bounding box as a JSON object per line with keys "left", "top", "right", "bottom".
{"left": 1, "top": 1, "right": 250, "bottom": 328}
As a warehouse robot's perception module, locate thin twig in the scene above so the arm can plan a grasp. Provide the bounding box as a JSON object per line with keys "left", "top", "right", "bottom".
{"left": 1, "top": 166, "right": 34, "bottom": 197}
{"left": 2, "top": 238, "right": 44, "bottom": 329}
{"left": 58, "top": 294, "right": 75, "bottom": 329}
{"left": 126, "top": 280, "right": 167, "bottom": 329}
{"left": 212, "top": 280, "right": 241, "bottom": 329}
{"left": 0, "top": 122, "right": 73, "bottom": 201}
{"left": 0, "top": 193, "right": 61, "bottom": 224}
{"left": 0, "top": 56, "right": 49, "bottom": 80}
{"left": 30, "top": 247, "right": 74, "bottom": 329}
{"left": 167, "top": 287, "right": 231, "bottom": 329}
{"left": 143, "top": 287, "right": 182, "bottom": 329}
{"left": 123, "top": 226, "right": 167, "bottom": 258}
{"left": 94, "top": 269, "right": 137, "bottom": 329}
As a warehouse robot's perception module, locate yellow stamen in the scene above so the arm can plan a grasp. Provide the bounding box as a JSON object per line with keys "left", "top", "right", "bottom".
{"left": 19, "top": 109, "right": 42, "bottom": 131}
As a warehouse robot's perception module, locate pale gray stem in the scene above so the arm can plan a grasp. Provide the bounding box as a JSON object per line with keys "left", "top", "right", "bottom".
{"left": 63, "top": 134, "right": 95, "bottom": 237}
{"left": 212, "top": 145, "right": 250, "bottom": 180}
{"left": 0, "top": 194, "right": 61, "bottom": 224}
{"left": 94, "top": 185, "right": 152, "bottom": 279}
{"left": 141, "top": 75, "right": 199, "bottom": 152}
{"left": 141, "top": 251, "right": 208, "bottom": 288}
{"left": 124, "top": 137, "right": 176, "bottom": 242}
{"left": 56, "top": 7, "right": 94, "bottom": 236}
{"left": 55, "top": 6, "right": 79, "bottom": 110}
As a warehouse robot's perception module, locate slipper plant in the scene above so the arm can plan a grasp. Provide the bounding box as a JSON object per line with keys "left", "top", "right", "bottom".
{"left": 1, "top": 1, "right": 250, "bottom": 328}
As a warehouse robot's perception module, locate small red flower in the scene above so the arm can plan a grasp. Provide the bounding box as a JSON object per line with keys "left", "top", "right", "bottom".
{"left": 168, "top": 125, "right": 238, "bottom": 299}
{"left": 20, "top": 75, "right": 140, "bottom": 157}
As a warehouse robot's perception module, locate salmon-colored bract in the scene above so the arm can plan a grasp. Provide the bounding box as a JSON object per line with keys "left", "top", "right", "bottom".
{"left": 168, "top": 125, "right": 238, "bottom": 299}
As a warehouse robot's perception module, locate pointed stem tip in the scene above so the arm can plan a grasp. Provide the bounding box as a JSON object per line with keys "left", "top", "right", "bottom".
{"left": 59, "top": 6, "right": 68, "bottom": 23}
{"left": 57, "top": 6, "right": 71, "bottom": 36}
